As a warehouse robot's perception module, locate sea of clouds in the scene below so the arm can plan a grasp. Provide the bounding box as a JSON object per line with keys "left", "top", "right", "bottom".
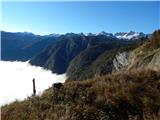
{"left": 0, "top": 60, "right": 66, "bottom": 106}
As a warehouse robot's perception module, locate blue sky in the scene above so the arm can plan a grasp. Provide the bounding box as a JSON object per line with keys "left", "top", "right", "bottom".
{"left": 1, "top": 1, "right": 160, "bottom": 35}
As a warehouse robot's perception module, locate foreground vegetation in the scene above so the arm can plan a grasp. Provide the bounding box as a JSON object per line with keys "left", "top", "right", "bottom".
{"left": 2, "top": 69, "right": 160, "bottom": 120}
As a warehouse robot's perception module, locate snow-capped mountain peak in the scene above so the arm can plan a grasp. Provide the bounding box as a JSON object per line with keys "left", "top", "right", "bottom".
{"left": 47, "top": 31, "right": 147, "bottom": 40}
{"left": 114, "top": 31, "right": 146, "bottom": 40}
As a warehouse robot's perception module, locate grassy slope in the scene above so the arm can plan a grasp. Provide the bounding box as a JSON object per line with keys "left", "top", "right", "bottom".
{"left": 2, "top": 69, "right": 160, "bottom": 120}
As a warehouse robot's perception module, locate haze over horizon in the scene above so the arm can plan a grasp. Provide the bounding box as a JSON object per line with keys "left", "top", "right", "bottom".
{"left": 1, "top": 1, "right": 159, "bottom": 35}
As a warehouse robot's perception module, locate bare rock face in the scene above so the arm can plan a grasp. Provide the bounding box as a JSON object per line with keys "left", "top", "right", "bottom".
{"left": 113, "top": 52, "right": 130, "bottom": 71}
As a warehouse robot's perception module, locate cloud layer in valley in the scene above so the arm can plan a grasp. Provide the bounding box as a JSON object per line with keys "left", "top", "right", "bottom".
{"left": 0, "top": 61, "right": 66, "bottom": 105}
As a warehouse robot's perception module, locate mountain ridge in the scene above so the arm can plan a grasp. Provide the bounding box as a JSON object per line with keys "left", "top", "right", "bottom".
{"left": 1, "top": 30, "right": 150, "bottom": 75}
{"left": 29, "top": 33, "right": 141, "bottom": 74}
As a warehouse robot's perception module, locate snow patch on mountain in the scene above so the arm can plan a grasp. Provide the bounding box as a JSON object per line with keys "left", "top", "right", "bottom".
{"left": 84, "top": 31, "right": 147, "bottom": 40}
{"left": 42, "top": 30, "right": 148, "bottom": 40}
{"left": 114, "top": 31, "right": 146, "bottom": 40}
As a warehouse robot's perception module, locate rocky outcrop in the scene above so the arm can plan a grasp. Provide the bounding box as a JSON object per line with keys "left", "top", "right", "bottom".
{"left": 113, "top": 51, "right": 130, "bottom": 71}
{"left": 52, "top": 82, "right": 63, "bottom": 90}
{"left": 66, "top": 43, "right": 138, "bottom": 81}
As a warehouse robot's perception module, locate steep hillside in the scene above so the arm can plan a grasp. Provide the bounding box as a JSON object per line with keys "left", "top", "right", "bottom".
{"left": 67, "top": 42, "right": 138, "bottom": 81}
{"left": 30, "top": 34, "right": 88, "bottom": 74}
{"left": 127, "top": 42, "right": 160, "bottom": 71}
{"left": 29, "top": 34, "right": 126, "bottom": 74}
{"left": 126, "top": 30, "right": 160, "bottom": 71}
{"left": 67, "top": 30, "right": 159, "bottom": 81}
{"left": 2, "top": 69, "right": 160, "bottom": 120}
{"left": 1, "top": 31, "right": 57, "bottom": 61}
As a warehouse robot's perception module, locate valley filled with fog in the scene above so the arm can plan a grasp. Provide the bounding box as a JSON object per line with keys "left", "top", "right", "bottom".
{"left": 0, "top": 61, "right": 66, "bottom": 106}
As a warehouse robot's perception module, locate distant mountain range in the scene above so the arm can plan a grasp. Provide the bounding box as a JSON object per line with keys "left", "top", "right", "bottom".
{"left": 1, "top": 30, "right": 151, "bottom": 79}
{"left": 1, "top": 31, "right": 58, "bottom": 61}
{"left": 87, "top": 30, "right": 150, "bottom": 40}
{"left": 114, "top": 31, "right": 149, "bottom": 39}
{"left": 29, "top": 31, "right": 145, "bottom": 75}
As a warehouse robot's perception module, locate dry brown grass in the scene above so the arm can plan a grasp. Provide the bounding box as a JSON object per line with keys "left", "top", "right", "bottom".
{"left": 1, "top": 69, "right": 160, "bottom": 120}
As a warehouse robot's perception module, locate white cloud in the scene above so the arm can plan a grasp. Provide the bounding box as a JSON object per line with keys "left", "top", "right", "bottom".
{"left": 0, "top": 61, "right": 66, "bottom": 105}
